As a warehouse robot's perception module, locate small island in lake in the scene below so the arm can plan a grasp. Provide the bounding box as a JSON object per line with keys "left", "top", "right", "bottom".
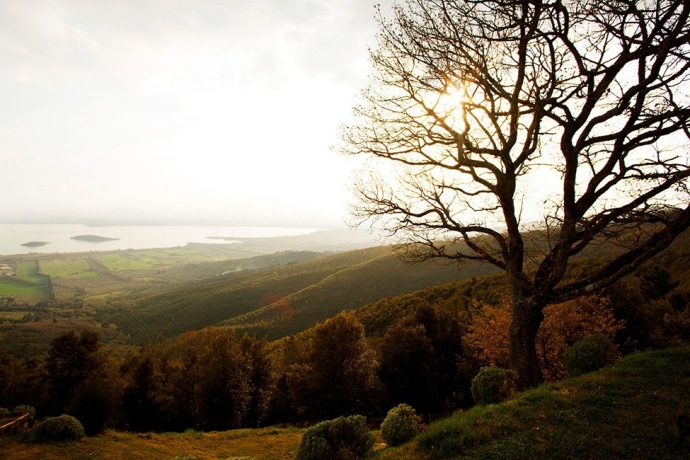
{"left": 21, "top": 241, "right": 50, "bottom": 248}
{"left": 71, "top": 235, "right": 120, "bottom": 243}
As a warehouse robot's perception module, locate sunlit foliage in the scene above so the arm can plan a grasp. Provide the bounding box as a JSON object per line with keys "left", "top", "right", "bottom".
{"left": 464, "top": 295, "right": 624, "bottom": 380}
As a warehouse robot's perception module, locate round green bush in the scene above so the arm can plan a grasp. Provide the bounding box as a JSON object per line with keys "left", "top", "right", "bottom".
{"left": 296, "top": 415, "right": 374, "bottom": 460}
{"left": 471, "top": 367, "right": 518, "bottom": 406}
{"left": 380, "top": 403, "right": 422, "bottom": 446}
{"left": 30, "top": 414, "right": 85, "bottom": 442}
{"left": 564, "top": 334, "right": 618, "bottom": 377}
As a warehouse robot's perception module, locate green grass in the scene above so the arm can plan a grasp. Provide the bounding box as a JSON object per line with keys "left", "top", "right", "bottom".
{"left": 0, "top": 260, "right": 52, "bottom": 304}
{"left": 15, "top": 260, "right": 44, "bottom": 283}
{"left": 378, "top": 346, "right": 690, "bottom": 459}
{"left": 97, "top": 253, "right": 157, "bottom": 271}
{"left": 38, "top": 259, "right": 96, "bottom": 279}
{"left": 0, "top": 281, "right": 43, "bottom": 298}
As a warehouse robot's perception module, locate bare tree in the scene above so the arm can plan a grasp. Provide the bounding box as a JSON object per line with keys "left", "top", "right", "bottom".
{"left": 340, "top": 0, "right": 690, "bottom": 388}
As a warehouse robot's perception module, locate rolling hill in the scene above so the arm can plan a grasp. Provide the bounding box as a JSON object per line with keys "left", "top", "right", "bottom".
{"left": 224, "top": 250, "right": 499, "bottom": 339}
{"left": 107, "top": 245, "right": 499, "bottom": 343}
{"left": 108, "top": 226, "right": 690, "bottom": 345}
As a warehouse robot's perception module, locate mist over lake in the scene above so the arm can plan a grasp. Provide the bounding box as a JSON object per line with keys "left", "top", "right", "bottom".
{"left": 0, "top": 224, "right": 320, "bottom": 256}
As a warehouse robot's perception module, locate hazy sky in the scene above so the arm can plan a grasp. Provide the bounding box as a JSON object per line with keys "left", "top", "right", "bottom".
{"left": 0, "top": 0, "right": 392, "bottom": 227}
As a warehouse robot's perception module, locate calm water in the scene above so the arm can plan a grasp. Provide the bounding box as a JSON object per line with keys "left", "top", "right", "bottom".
{"left": 0, "top": 224, "right": 320, "bottom": 256}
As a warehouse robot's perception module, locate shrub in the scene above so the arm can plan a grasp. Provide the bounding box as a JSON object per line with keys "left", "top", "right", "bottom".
{"left": 296, "top": 415, "right": 374, "bottom": 460}
{"left": 13, "top": 405, "right": 36, "bottom": 417}
{"left": 380, "top": 403, "right": 422, "bottom": 446}
{"left": 564, "top": 334, "right": 618, "bottom": 377}
{"left": 470, "top": 367, "right": 518, "bottom": 406}
{"left": 29, "top": 414, "right": 85, "bottom": 442}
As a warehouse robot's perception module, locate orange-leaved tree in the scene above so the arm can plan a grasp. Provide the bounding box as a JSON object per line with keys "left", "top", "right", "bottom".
{"left": 464, "top": 295, "right": 624, "bottom": 381}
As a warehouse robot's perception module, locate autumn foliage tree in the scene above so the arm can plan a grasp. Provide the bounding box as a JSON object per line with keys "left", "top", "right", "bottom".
{"left": 464, "top": 295, "right": 624, "bottom": 380}
{"left": 341, "top": 0, "right": 690, "bottom": 387}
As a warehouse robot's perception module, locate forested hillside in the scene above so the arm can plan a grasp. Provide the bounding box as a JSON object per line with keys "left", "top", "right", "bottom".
{"left": 224, "top": 249, "right": 499, "bottom": 339}
{"left": 107, "top": 245, "right": 498, "bottom": 342}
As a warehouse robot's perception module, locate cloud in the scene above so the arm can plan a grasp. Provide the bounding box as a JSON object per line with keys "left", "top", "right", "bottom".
{"left": 0, "top": 0, "right": 388, "bottom": 225}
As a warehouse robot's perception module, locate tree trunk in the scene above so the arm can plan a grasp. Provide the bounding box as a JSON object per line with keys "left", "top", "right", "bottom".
{"left": 509, "top": 300, "right": 544, "bottom": 389}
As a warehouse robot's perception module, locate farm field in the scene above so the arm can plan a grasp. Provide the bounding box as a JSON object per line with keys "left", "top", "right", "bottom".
{"left": 0, "top": 244, "right": 259, "bottom": 305}
{"left": 96, "top": 253, "right": 159, "bottom": 271}
{"left": 0, "top": 260, "right": 52, "bottom": 304}
{"left": 0, "top": 244, "right": 271, "bottom": 356}
{"left": 0, "top": 311, "right": 30, "bottom": 322}
{"left": 38, "top": 259, "right": 96, "bottom": 279}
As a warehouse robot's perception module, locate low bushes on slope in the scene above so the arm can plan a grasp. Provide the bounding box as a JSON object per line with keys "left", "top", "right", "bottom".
{"left": 383, "top": 346, "right": 690, "bottom": 459}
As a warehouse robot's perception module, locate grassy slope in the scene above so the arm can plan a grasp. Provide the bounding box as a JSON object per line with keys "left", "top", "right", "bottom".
{"left": 351, "top": 236, "right": 690, "bottom": 338}
{"left": 354, "top": 272, "right": 507, "bottom": 337}
{"left": 378, "top": 346, "right": 690, "bottom": 460}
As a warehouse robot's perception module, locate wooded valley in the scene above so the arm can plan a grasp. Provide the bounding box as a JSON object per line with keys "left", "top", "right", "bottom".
{"left": 1, "top": 229, "right": 689, "bottom": 459}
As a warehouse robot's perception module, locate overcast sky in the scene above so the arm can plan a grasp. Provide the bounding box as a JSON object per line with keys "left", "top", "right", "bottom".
{"left": 0, "top": 0, "right": 393, "bottom": 227}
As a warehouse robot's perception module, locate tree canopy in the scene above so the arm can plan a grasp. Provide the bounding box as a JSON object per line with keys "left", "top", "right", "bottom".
{"left": 342, "top": 0, "right": 690, "bottom": 387}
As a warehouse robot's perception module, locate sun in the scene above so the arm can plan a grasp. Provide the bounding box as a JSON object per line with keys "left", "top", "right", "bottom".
{"left": 436, "top": 80, "right": 470, "bottom": 131}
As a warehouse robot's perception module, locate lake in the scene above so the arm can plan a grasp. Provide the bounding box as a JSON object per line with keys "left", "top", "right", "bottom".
{"left": 0, "top": 224, "right": 320, "bottom": 256}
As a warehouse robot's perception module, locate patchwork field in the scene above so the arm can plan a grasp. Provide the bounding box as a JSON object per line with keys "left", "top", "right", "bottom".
{"left": 0, "top": 244, "right": 257, "bottom": 306}
{"left": 0, "top": 236, "right": 379, "bottom": 356}
{"left": 0, "top": 260, "right": 52, "bottom": 304}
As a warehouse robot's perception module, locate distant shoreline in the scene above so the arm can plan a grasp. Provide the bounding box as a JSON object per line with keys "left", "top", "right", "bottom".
{"left": 0, "top": 224, "right": 362, "bottom": 257}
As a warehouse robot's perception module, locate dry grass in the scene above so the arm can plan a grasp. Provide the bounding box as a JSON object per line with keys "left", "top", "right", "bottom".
{"left": 0, "top": 426, "right": 302, "bottom": 460}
